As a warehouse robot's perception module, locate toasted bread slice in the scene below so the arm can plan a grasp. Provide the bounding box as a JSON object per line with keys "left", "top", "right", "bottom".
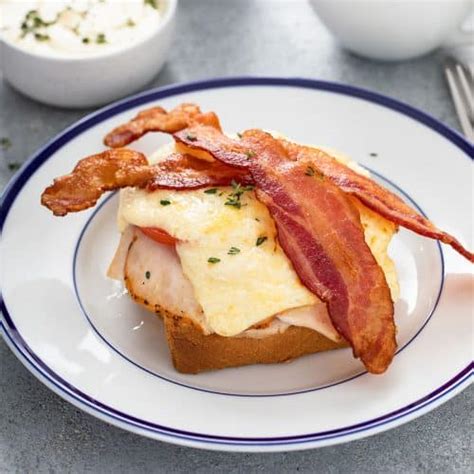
{"left": 126, "top": 280, "right": 346, "bottom": 373}
{"left": 162, "top": 313, "right": 347, "bottom": 373}
{"left": 126, "top": 278, "right": 347, "bottom": 373}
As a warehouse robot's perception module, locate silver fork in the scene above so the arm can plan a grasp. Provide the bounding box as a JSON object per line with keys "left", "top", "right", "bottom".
{"left": 445, "top": 60, "right": 474, "bottom": 142}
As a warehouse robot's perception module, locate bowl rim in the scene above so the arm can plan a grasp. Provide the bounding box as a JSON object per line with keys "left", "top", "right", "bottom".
{"left": 0, "top": 0, "right": 177, "bottom": 63}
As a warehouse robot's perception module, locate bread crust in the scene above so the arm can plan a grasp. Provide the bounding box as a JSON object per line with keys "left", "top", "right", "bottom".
{"left": 163, "top": 313, "right": 347, "bottom": 374}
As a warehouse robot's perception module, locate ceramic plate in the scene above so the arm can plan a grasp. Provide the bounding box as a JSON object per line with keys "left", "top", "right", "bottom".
{"left": 1, "top": 78, "right": 472, "bottom": 452}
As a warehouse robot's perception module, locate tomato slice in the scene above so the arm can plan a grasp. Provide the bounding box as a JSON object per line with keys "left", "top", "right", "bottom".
{"left": 140, "top": 227, "right": 178, "bottom": 246}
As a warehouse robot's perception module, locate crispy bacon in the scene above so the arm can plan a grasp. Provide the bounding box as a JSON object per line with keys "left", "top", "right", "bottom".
{"left": 174, "top": 125, "right": 251, "bottom": 167}
{"left": 104, "top": 103, "right": 221, "bottom": 148}
{"left": 145, "top": 153, "right": 252, "bottom": 190}
{"left": 242, "top": 130, "right": 396, "bottom": 373}
{"left": 174, "top": 125, "right": 474, "bottom": 263}
{"left": 281, "top": 141, "right": 474, "bottom": 263}
{"left": 41, "top": 149, "right": 153, "bottom": 216}
{"left": 41, "top": 149, "right": 249, "bottom": 216}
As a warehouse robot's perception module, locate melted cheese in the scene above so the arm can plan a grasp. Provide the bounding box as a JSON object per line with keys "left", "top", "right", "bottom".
{"left": 352, "top": 197, "right": 399, "bottom": 301}
{"left": 117, "top": 139, "right": 399, "bottom": 337}
{"left": 119, "top": 186, "right": 317, "bottom": 336}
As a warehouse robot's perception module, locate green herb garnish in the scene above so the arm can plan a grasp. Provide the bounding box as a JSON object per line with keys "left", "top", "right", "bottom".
{"left": 228, "top": 247, "right": 240, "bottom": 255}
{"left": 225, "top": 197, "right": 242, "bottom": 209}
{"left": 144, "top": 0, "right": 159, "bottom": 9}
{"left": 224, "top": 180, "right": 254, "bottom": 209}
{"left": 256, "top": 236, "right": 267, "bottom": 246}
{"left": 245, "top": 151, "right": 255, "bottom": 159}
{"left": 126, "top": 18, "right": 136, "bottom": 27}
{"left": 8, "top": 162, "right": 21, "bottom": 171}
{"left": 20, "top": 10, "right": 56, "bottom": 39}
{"left": 0, "top": 137, "right": 12, "bottom": 150}
{"left": 305, "top": 166, "right": 315, "bottom": 176}
{"left": 34, "top": 32, "right": 50, "bottom": 41}
{"left": 96, "top": 33, "right": 107, "bottom": 44}
{"left": 237, "top": 132, "right": 243, "bottom": 139}
{"left": 82, "top": 37, "right": 90, "bottom": 44}
{"left": 204, "top": 188, "right": 218, "bottom": 194}
{"left": 160, "top": 199, "right": 171, "bottom": 206}
{"left": 185, "top": 134, "right": 197, "bottom": 142}
{"left": 207, "top": 257, "right": 220, "bottom": 264}
{"left": 145, "top": 271, "right": 151, "bottom": 279}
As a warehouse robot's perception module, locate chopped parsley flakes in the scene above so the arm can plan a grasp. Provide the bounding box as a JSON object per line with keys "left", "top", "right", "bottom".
{"left": 160, "top": 199, "right": 171, "bottom": 206}
{"left": 256, "top": 236, "right": 268, "bottom": 246}
{"left": 8, "top": 162, "right": 21, "bottom": 171}
{"left": 185, "top": 134, "right": 197, "bottom": 142}
{"left": 224, "top": 180, "right": 254, "bottom": 209}
{"left": 83, "top": 34, "right": 107, "bottom": 46}
{"left": 225, "top": 195, "right": 243, "bottom": 209}
{"left": 305, "top": 165, "right": 325, "bottom": 180}
{"left": 228, "top": 247, "right": 240, "bottom": 255}
{"left": 144, "top": 0, "right": 159, "bottom": 9}
{"left": 204, "top": 188, "right": 218, "bottom": 194}
{"left": 0, "top": 137, "right": 12, "bottom": 150}
{"left": 145, "top": 271, "right": 151, "bottom": 279}
{"left": 96, "top": 33, "right": 107, "bottom": 44}
{"left": 20, "top": 10, "right": 55, "bottom": 39}
{"left": 34, "top": 32, "right": 50, "bottom": 41}
{"left": 207, "top": 257, "right": 220, "bottom": 264}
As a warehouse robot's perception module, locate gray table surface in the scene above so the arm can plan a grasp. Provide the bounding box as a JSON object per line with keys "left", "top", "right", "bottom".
{"left": 1, "top": 1, "right": 472, "bottom": 472}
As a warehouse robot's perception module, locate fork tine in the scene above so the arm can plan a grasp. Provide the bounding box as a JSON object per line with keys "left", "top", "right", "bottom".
{"left": 445, "top": 65, "right": 474, "bottom": 142}
{"left": 468, "top": 64, "right": 474, "bottom": 81}
{"left": 455, "top": 64, "right": 474, "bottom": 121}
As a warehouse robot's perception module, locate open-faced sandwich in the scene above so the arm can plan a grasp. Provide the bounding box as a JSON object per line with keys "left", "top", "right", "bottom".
{"left": 41, "top": 103, "right": 473, "bottom": 375}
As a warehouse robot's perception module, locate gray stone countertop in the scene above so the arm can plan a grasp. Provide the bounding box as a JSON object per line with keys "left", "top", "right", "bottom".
{"left": 0, "top": 1, "right": 472, "bottom": 472}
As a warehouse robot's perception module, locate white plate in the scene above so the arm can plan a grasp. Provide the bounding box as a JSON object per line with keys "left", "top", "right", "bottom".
{"left": 1, "top": 78, "right": 472, "bottom": 452}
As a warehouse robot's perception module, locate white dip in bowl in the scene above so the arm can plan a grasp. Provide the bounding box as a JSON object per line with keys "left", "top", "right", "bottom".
{"left": 0, "top": 0, "right": 177, "bottom": 107}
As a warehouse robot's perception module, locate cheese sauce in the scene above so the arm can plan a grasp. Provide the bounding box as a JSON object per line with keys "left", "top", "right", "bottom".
{"left": 0, "top": 0, "right": 164, "bottom": 57}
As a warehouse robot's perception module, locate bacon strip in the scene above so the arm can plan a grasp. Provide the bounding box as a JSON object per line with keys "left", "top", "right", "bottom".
{"left": 104, "top": 103, "right": 221, "bottom": 148}
{"left": 174, "top": 125, "right": 474, "bottom": 263}
{"left": 174, "top": 125, "right": 251, "bottom": 167}
{"left": 41, "top": 149, "right": 152, "bottom": 216}
{"left": 281, "top": 141, "right": 474, "bottom": 263}
{"left": 145, "top": 153, "right": 252, "bottom": 191}
{"left": 41, "top": 149, "right": 249, "bottom": 216}
{"left": 242, "top": 130, "right": 396, "bottom": 373}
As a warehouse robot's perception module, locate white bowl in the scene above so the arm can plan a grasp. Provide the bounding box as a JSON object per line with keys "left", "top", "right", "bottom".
{"left": 311, "top": 0, "right": 472, "bottom": 61}
{"left": 0, "top": 0, "right": 177, "bottom": 108}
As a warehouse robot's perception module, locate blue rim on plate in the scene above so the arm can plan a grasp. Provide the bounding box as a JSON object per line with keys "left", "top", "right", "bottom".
{"left": 1, "top": 77, "right": 473, "bottom": 448}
